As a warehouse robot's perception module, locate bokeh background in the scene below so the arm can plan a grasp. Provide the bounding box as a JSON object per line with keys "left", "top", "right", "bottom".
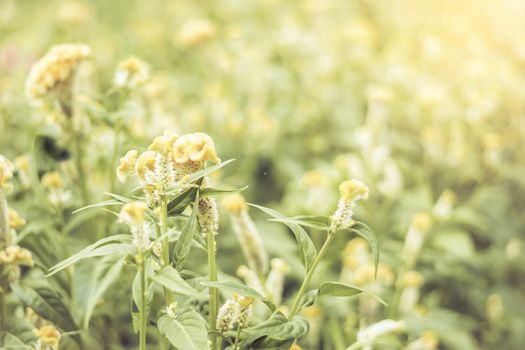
{"left": 1, "top": 0, "right": 525, "bottom": 349}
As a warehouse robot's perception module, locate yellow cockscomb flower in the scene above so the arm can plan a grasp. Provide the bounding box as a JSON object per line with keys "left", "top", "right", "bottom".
{"left": 8, "top": 208, "right": 26, "bottom": 230}
{"left": 148, "top": 130, "right": 178, "bottom": 155}
{"left": 25, "top": 43, "right": 90, "bottom": 101}
{"left": 114, "top": 56, "right": 150, "bottom": 89}
{"left": 135, "top": 151, "right": 157, "bottom": 181}
{"left": 176, "top": 19, "right": 216, "bottom": 47}
{"left": 0, "top": 245, "right": 34, "bottom": 267}
{"left": 339, "top": 179, "right": 369, "bottom": 202}
{"left": 41, "top": 172, "right": 65, "bottom": 189}
{"left": 172, "top": 132, "right": 220, "bottom": 165}
{"left": 222, "top": 194, "right": 247, "bottom": 215}
{"left": 116, "top": 149, "right": 139, "bottom": 182}
{"left": 0, "top": 155, "right": 14, "bottom": 193}
{"left": 33, "top": 324, "right": 60, "bottom": 349}
{"left": 119, "top": 201, "right": 148, "bottom": 227}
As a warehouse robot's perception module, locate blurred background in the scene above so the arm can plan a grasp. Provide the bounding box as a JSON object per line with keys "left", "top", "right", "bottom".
{"left": 1, "top": 0, "right": 525, "bottom": 348}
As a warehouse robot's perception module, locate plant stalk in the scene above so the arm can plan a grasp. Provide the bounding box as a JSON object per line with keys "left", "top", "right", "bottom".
{"left": 289, "top": 231, "right": 335, "bottom": 317}
{"left": 139, "top": 256, "right": 147, "bottom": 350}
{"left": 207, "top": 231, "right": 219, "bottom": 350}
{"left": 160, "top": 196, "right": 173, "bottom": 305}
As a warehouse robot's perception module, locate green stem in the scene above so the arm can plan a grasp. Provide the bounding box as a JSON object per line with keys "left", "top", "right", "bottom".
{"left": 207, "top": 231, "right": 219, "bottom": 350}
{"left": 160, "top": 196, "right": 173, "bottom": 305}
{"left": 233, "top": 324, "right": 242, "bottom": 350}
{"left": 346, "top": 339, "right": 366, "bottom": 350}
{"left": 289, "top": 231, "right": 335, "bottom": 317}
{"left": 388, "top": 266, "right": 407, "bottom": 319}
{"left": 139, "top": 256, "right": 147, "bottom": 350}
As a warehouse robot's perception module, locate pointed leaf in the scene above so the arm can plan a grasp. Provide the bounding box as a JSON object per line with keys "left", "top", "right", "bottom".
{"left": 151, "top": 266, "right": 199, "bottom": 297}
{"left": 173, "top": 190, "right": 200, "bottom": 270}
{"left": 11, "top": 284, "right": 78, "bottom": 332}
{"left": 83, "top": 255, "right": 126, "bottom": 328}
{"left": 249, "top": 204, "right": 317, "bottom": 271}
{"left": 158, "top": 310, "right": 208, "bottom": 350}
{"left": 200, "top": 185, "right": 248, "bottom": 197}
{"left": 47, "top": 235, "right": 134, "bottom": 276}
{"left": 269, "top": 215, "right": 331, "bottom": 230}
{"left": 318, "top": 282, "right": 386, "bottom": 306}
{"left": 346, "top": 221, "right": 379, "bottom": 277}
{"left": 242, "top": 311, "right": 309, "bottom": 344}
{"left": 202, "top": 280, "right": 275, "bottom": 311}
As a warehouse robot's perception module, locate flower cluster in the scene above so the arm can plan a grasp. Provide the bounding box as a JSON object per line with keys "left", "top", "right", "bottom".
{"left": 41, "top": 171, "right": 69, "bottom": 207}
{"left": 114, "top": 56, "right": 151, "bottom": 89}
{"left": 33, "top": 324, "right": 61, "bottom": 350}
{"left": 331, "top": 179, "right": 369, "bottom": 230}
{"left": 25, "top": 43, "right": 90, "bottom": 102}
{"left": 117, "top": 131, "right": 220, "bottom": 206}
{"left": 119, "top": 201, "right": 150, "bottom": 250}
{"left": 0, "top": 154, "right": 14, "bottom": 193}
{"left": 402, "top": 212, "right": 432, "bottom": 267}
{"left": 222, "top": 194, "right": 268, "bottom": 276}
{"left": 216, "top": 293, "right": 255, "bottom": 332}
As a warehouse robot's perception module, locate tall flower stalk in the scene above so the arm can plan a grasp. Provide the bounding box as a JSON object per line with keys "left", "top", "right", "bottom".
{"left": 289, "top": 179, "right": 369, "bottom": 317}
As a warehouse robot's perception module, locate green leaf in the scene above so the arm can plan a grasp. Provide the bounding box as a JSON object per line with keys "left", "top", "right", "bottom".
{"left": 47, "top": 234, "right": 133, "bottom": 276}
{"left": 72, "top": 199, "right": 122, "bottom": 214}
{"left": 158, "top": 310, "right": 208, "bottom": 350}
{"left": 346, "top": 221, "right": 379, "bottom": 276}
{"left": 83, "top": 255, "right": 126, "bottom": 328}
{"left": 269, "top": 215, "right": 331, "bottom": 230}
{"left": 182, "top": 159, "right": 235, "bottom": 185}
{"left": 318, "top": 282, "right": 387, "bottom": 306}
{"left": 151, "top": 266, "right": 199, "bottom": 297}
{"left": 167, "top": 180, "right": 202, "bottom": 216}
{"left": 202, "top": 281, "right": 275, "bottom": 311}
{"left": 11, "top": 284, "right": 78, "bottom": 332}
{"left": 173, "top": 190, "right": 200, "bottom": 270}
{"left": 200, "top": 185, "right": 248, "bottom": 197}
{"left": 249, "top": 204, "right": 317, "bottom": 271}
{"left": 2, "top": 332, "right": 33, "bottom": 349}
{"left": 242, "top": 311, "right": 309, "bottom": 344}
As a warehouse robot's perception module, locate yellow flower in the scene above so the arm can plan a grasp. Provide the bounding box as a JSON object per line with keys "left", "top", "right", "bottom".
{"left": 8, "top": 208, "right": 26, "bottom": 230}
{"left": 14, "top": 155, "right": 30, "bottom": 173}
{"left": 176, "top": 19, "right": 216, "bottom": 46}
{"left": 0, "top": 246, "right": 34, "bottom": 267}
{"left": 135, "top": 151, "right": 157, "bottom": 181}
{"left": 114, "top": 56, "right": 150, "bottom": 88}
{"left": 301, "top": 170, "right": 329, "bottom": 187}
{"left": 222, "top": 194, "right": 247, "bottom": 214}
{"left": 172, "top": 132, "right": 220, "bottom": 165}
{"left": 339, "top": 179, "right": 369, "bottom": 202}
{"left": 119, "top": 201, "right": 148, "bottom": 227}
{"left": 25, "top": 43, "right": 90, "bottom": 101}
{"left": 0, "top": 154, "right": 14, "bottom": 193}
{"left": 148, "top": 130, "right": 178, "bottom": 155}
{"left": 33, "top": 325, "right": 60, "bottom": 348}
{"left": 41, "top": 172, "right": 65, "bottom": 189}
{"left": 116, "top": 150, "right": 139, "bottom": 182}
{"left": 410, "top": 212, "right": 432, "bottom": 233}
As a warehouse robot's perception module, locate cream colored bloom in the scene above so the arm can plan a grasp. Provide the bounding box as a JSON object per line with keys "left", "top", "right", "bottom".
{"left": 114, "top": 56, "right": 150, "bottom": 89}
{"left": 33, "top": 324, "right": 60, "bottom": 349}
{"left": 216, "top": 293, "right": 254, "bottom": 332}
{"left": 197, "top": 197, "right": 219, "bottom": 235}
{"left": 225, "top": 196, "right": 268, "bottom": 276}
{"left": 148, "top": 131, "right": 178, "bottom": 155}
{"left": 119, "top": 201, "right": 148, "bottom": 227}
{"left": 0, "top": 245, "right": 34, "bottom": 267}
{"left": 222, "top": 194, "right": 247, "bottom": 214}
{"left": 0, "top": 154, "right": 14, "bottom": 193}
{"left": 172, "top": 132, "right": 220, "bottom": 165}
{"left": 134, "top": 151, "right": 157, "bottom": 182}
{"left": 25, "top": 43, "right": 90, "bottom": 101}
{"left": 176, "top": 19, "right": 216, "bottom": 46}
{"left": 41, "top": 172, "right": 65, "bottom": 189}
{"left": 8, "top": 208, "right": 26, "bottom": 230}
{"left": 265, "top": 258, "right": 290, "bottom": 306}
{"left": 332, "top": 179, "right": 369, "bottom": 230}
{"left": 339, "top": 179, "right": 369, "bottom": 202}
{"left": 116, "top": 150, "right": 139, "bottom": 182}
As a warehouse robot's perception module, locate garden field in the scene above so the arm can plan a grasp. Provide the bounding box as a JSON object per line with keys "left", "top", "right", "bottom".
{"left": 1, "top": 0, "right": 525, "bottom": 349}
